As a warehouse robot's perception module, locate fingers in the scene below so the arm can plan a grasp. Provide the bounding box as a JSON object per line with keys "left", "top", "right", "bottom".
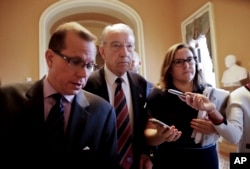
{"left": 185, "top": 94, "right": 193, "bottom": 102}
{"left": 163, "top": 127, "right": 182, "bottom": 142}
{"left": 178, "top": 95, "right": 186, "bottom": 102}
{"left": 152, "top": 124, "right": 182, "bottom": 143}
{"left": 191, "top": 119, "right": 215, "bottom": 134}
{"left": 185, "top": 94, "right": 208, "bottom": 110}
{"left": 174, "top": 131, "right": 182, "bottom": 140}
{"left": 190, "top": 95, "right": 203, "bottom": 108}
{"left": 165, "top": 131, "right": 182, "bottom": 142}
{"left": 158, "top": 125, "right": 169, "bottom": 133}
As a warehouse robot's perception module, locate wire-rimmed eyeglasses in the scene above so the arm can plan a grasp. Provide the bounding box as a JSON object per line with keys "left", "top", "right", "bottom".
{"left": 172, "top": 57, "right": 197, "bottom": 67}
{"left": 103, "top": 41, "right": 135, "bottom": 52}
{"left": 52, "top": 50, "right": 98, "bottom": 71}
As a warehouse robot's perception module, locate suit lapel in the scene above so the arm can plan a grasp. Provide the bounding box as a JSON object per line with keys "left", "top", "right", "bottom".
{"left": 98, "top": 67, "right": 110, "bottom": 101}
{"left": 20, "top": 80, "right": 46, "bottom": 149}
{"left": 127, "top": 72, "right": 145, "bottom": 111}
{"left": 127, "top": 73, "right": 147, "bottom": 133}
{"left": 24, "top": 80, "right": 45, "bottom": 129}
{"left": 65, "top": 90, "right": 90, "bottom": 149}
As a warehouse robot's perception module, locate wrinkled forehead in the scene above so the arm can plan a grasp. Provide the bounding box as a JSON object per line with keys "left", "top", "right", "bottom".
{"left": 104, "top": 30, "right": 135, "bottom": 43}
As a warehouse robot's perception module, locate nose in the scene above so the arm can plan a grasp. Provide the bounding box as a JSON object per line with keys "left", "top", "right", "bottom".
{"left": 76, "top": 67, "right": 88, "bottom": 78}
{"left": 119, "top": 44, "right": 129, "bottom": 52}
{"left": 182, "top": 60, "right": 190, "bottom": 67}
{"left": 119, "top": 48, "right": 131, "bottom": 59}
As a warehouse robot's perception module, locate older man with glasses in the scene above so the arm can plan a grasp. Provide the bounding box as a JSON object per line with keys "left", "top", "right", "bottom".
{"left": 84, "top": 23, "right": 153, "bottom": 169}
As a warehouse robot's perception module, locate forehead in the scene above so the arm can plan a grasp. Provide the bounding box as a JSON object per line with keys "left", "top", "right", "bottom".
{"left": 106, "top": 31, "right": 135, "bottom": 43}
{"left": 65, "top": 32, "right": 96, "bottom": 49}
{"left": 174, "top": 48, "right": 194, "bottom": 59}
{"left": 63, "top": 36, "right": 96, "bottom": 60}
{"left": 83, "top": 42, "right": 97, "bottom": 56}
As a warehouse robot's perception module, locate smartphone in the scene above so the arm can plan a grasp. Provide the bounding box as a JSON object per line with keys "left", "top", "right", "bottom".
{"left": 168, "top": 89, "right": 185, "bottom": 97}
{"left": 148, "top": 118, "right": 169, "bottom": 127}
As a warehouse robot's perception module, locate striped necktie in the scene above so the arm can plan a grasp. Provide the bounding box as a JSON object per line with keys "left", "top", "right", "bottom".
{"left": 114, "top": 78, "right": 133, "bottom": 169}
{"left": 45, "top": 93, "right": 65, "bottom": 151}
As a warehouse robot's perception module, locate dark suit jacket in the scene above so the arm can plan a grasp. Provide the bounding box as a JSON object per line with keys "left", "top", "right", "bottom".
{"left": 0, "top": 80, "right": 119, "bottom": 168}
{"left": 84, "top": 67, "right": 150, "bottom": 168}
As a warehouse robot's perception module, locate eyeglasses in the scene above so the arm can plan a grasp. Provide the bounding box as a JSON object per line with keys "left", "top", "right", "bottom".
{"left": 172, "top": 57, "right": 197, "bottom": 67}
{"left": 52, "top": 50, "right": 98, "bottom": 71}
{"left": 104, "top": 41, "right": 135, "bottom": 52}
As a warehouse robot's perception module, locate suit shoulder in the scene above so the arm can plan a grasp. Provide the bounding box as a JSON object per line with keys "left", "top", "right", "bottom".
{"left": 81, "top": 90, "right": 115, "bottom": 118}
{"left": 84, "top": 70, "right": 103, "bottom": 89}
{"left": 0, "top": 82, "right": 33, "bottom": 97}
{"left": 128, "top": 71, "right": 148, "bottom": 83}
{"left": 86, "top": 70, "right": 98, "bottom": 80}
{"left": 82, "top": 90, "right": 111, "bottom": 105}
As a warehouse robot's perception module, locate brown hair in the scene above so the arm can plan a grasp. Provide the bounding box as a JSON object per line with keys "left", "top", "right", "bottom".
{"left": 48, "top": 22, "right": 97, "bottom": 52}
{"left": 158, "top": 43, "right": 207, "bottom": 91}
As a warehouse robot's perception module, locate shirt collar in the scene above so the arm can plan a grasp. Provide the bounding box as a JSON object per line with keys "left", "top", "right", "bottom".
{"left": 104, "top": 64, "right": 129, "bottom": 86}
{"left": 43, "top": 77, "right": 74, "bottom": 103}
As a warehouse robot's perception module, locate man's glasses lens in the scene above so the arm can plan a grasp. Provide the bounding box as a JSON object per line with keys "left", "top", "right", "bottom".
{"left": 53, "top": 50, "right": 98, "bottom": 71}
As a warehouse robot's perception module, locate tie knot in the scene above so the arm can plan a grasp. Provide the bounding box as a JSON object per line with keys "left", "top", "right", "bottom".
{"left": 51, "top": 93, "right": 63, "bottom": 103}
{"left": 115, "top": 78, "right": 123, "bottom": 85}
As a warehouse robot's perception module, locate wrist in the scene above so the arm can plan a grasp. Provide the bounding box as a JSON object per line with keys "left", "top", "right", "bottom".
{"left": 207, "top": 105, "right": 216, "bottom": 116}
{"left": 208, "top": 113, "right": 226, "bottom": 125}
{"left": 209, "top": 116, "right": 224, "bottom": 125}
{"left": 207, "top": 107, "right": 223, "bottom": 124}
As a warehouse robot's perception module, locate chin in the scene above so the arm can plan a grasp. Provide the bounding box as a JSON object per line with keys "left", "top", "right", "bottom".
{"left": 69, "top": 87, "right": 81, "bottom": 95}
{"left": 71, "top": 90, "right": 80, "bottom": 95}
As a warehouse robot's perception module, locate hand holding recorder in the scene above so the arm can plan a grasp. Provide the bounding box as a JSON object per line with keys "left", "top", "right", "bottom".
{"left": 147, "top": 118, "right": 182, "bottom": 143}
{"left": 148, "top": 118, "right": 169, "bottom": 127}
{"left": 168, "top": 89, "right": 185, "bottom": 97}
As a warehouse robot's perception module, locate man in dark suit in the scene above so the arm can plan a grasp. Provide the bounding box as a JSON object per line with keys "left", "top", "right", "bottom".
{"left": 0, "top": 22, "right": 119, "bottom": 168}
{"left": 84, "top": 23, "right": 153, "bottom": 169}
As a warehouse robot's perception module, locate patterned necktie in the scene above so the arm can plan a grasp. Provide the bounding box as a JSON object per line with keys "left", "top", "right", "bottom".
{"left": 114, "top": 78, "right": 133, "bottom": 169}
{"left": 46, "top": 93, "right": 65, "bottom": 151}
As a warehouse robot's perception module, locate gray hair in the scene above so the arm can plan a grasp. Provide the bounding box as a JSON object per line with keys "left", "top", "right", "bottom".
{"left": 100, "top": 23, "right": 135, "bottom": 45}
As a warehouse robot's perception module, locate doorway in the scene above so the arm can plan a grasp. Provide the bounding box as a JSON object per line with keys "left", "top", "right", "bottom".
{"left": 39, "top": 0, "right": 146, "bottom": 78}
{"left": 181, "top": 2, "right": 218, "bottom": 87}
{"left": 190, "top": 35, "right": 216, "bottom": 87}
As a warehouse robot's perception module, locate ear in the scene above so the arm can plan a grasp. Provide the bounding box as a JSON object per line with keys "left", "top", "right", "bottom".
{"left": 99, "top": 46, "right": 105, "bottom": 61}
{"left": 45, "top": 49, "right": 54, "bottom": 68}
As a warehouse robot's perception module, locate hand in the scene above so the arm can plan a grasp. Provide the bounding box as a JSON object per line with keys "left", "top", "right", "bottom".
{"left": 139, "top": 154, "right": 153, "bottom": 169}
{"left": 184, "top": 92, "right": 224, "bottom": 123}
{"left": 145, "top": 120, "right": 182, "bottom": 146}
{"left": 185, "top": 92, "right": 215, "bottom": 112}
{"left": 191, "top": 118, "right": 217, "bottom": 134}
{"left": 157, "top": 126, "right": 182, "bottom": 142}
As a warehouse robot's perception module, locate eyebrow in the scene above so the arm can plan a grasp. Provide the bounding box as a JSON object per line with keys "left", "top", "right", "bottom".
{"left": 174, "top": 56, "right": 194, "bottom": 59}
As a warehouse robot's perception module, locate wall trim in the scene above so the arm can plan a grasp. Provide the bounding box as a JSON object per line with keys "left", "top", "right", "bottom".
{"left": 39, "top": 0, "right": 146, "bottom": 78}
